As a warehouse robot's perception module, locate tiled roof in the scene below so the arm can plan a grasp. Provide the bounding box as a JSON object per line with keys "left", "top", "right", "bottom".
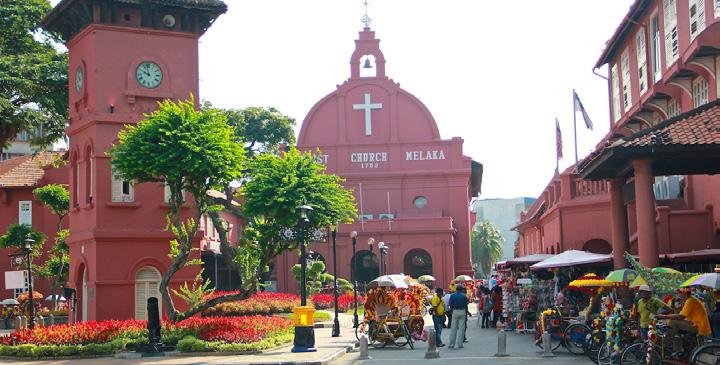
{"left": 0, "top": 152, "right": 63, "bottom": 188}
{"left": 618, "top": 102, "right": 720, "bottom": 147}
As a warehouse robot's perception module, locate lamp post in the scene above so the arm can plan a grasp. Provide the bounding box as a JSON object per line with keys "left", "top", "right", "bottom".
{"left": 292, "top": 204, "right": 316, "bottom": 353}
{"left": 378, "top": 242, "right": 388, "bottom": 276}
{"left": 350, "top": 231, "right": 358, "bottom": 328}
{"left": 367, "top": 237, "right": 376, "bottom": 276}
{"left": 24, "top": 237, "right": 35, "bottom": 330}
{"left": 331, "top": 228, "right": 340, "bottom": 337}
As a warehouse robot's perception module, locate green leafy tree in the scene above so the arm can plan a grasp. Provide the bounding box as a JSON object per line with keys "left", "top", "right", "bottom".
{"left": 471, "top": 221, "right": 505, "bottom": 276}
{"left": 0, "top": 224, "right": 45, "bottom": 259}
{"left": 110, "top": 97, "right": 245, "bottom": 322}
{"left": 0, "top": 0, "right": 68, "bottom": 155}
{"left": 33, "top": 184, "right": 70, "bottom": 309}
{"left": 202, "top": 103, "right": 296, "bottom": 157}
{"left": 291, "top": 260, "right": 354, "bottom": 296}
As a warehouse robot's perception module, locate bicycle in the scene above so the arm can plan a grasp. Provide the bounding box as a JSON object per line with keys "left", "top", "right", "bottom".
{"left": 619, "top": 320, "right": 704, "bottom": 365}
{"left": 355, "top": 310, "right": 414, "bottom": 349}
{"left": 535, "top": 307, "right": 591, "bottom": 354}
{"left": 689, "top": 339, "right": 720, "bottom": 364}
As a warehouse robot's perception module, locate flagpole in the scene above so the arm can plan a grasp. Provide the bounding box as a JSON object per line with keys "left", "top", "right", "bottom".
{"left": 573, "top": 89, "right": 579, "bottom": 173}
{"left": 555, "top": 119, "right": 560, "bottom": 176}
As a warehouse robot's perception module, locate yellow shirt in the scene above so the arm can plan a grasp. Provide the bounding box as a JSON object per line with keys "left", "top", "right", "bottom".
{"left": 680, "top": 297, "right": 711, "bottom": 336}
{"left": 638, "top": 297, "right": 669, "bottom": 328}
{"left": 431, "top": 295, "right": 446, "bottom": 316}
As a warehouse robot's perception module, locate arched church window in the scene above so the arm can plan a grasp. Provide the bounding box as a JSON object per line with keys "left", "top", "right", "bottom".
{"left": 359, "top": 55, "right": 377, "bottom": 78}
{"left": 413, "top": 196, "right": 428, "bottom": 209}
{"left": 84, "top": 146, "right": 93, "bottom": 205}
{"left": 134, "top": 266, "right": 161, "bottom": 320}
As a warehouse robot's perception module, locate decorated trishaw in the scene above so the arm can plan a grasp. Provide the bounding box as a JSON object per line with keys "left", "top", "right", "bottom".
{"left": 355, "top": 274, "right": 429, "bottom": 349}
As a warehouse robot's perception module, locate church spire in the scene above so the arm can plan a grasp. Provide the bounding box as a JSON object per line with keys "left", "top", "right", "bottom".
{"left": 350, "top": 1, "right": 386, "bottom": 79}
{"left": 361, "top": 0, "right": 372, "bottom": 28}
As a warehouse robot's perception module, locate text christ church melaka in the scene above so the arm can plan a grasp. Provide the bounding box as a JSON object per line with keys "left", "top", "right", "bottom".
{"left": 271, "top": 26, "right": 482, "bottom": 292}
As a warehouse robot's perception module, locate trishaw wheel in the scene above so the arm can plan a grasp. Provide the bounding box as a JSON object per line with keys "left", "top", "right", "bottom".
{"left": 564, "top": 323, "right": 591, "bottom": 355}
{"left": 408, "top": 316, "right": 424, "bottom": 338}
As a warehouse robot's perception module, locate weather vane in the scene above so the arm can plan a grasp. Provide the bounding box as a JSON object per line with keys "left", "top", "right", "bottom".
{"left": 361, "top": 0, "right": 372, "bottom": 27}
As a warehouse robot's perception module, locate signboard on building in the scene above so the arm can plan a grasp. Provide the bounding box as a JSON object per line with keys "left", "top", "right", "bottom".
{"left": 4, "top": 271, "right": 25, "bottom": 289}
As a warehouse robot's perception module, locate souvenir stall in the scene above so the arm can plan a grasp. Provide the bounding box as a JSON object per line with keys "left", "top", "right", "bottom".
{"left": 492, "top": 254, "right": 554, "bottom": 332}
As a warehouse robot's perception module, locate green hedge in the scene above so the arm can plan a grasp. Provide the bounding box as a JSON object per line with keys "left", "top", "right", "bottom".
{"left": 177, "top": 330, "right": 293, "bottom": 353}
{"left": 0, "top": 338, "right": 131, "bottom": 358}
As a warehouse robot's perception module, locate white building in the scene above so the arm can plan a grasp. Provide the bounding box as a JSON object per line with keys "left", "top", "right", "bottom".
{"left": 471, "top": 197, "right": 536, "bottom": 260}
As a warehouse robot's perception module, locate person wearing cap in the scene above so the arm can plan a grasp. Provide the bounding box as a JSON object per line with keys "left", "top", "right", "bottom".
{"left": 658, "top": 288, "right": 712, "bottom": 354}
{"left": 635, "top": 285, "right": 670, "bottom": 340}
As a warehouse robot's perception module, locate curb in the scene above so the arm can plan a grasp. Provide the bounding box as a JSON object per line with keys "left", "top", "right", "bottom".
{"left": 247, "top": 343, "right": 356, "bottom": 365}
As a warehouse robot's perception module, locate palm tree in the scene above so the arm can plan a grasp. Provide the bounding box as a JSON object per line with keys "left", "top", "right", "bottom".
{"left": 471, "top": 221, "right": 505, "bottom": 277}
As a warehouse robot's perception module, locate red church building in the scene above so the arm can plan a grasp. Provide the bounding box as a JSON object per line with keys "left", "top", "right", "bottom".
{"left": 515, "top": 0, "right": 720, "bottom": 271}
{"left": 272, "top": 26, "right": 483, "bottom": 293}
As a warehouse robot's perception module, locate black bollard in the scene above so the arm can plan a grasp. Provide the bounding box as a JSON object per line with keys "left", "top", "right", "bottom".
{"left": 147, "top": 297, "right": 161, "bottom": 347}
{"left": 135, "top": 297, "right": 174, "bottom": 355}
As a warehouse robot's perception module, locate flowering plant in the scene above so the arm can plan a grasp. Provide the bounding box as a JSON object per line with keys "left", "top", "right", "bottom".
{"left": 311, "top": 294, "right": 333, "bottom": 309}
{"left": 202, "top": 292, "right": 300, "bottom": 317}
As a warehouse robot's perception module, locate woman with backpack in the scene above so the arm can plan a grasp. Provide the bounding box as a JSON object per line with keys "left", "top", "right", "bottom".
{"left": 479, "top": 287, "right": 492, "bottom": 328}
{"left": 430, "top": 287, "right": 446, "bottom": 347}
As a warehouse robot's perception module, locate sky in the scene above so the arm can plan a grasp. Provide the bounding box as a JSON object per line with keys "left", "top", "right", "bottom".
{"left": 51, "top": 0, "right": 636, "bottom": 199}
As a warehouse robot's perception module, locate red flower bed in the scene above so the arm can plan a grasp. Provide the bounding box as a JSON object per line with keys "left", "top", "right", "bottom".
{"left": 311, "top": 294, "right": 334, "bottom": 309}
{"left": 1, "top": 319, "right": 145, "bottom": 346}
{"left": 338, "top": 293, "right": 365, "bottom": 312}
{"left": 1, "top": 316, "right": 292, "bottom": 346}
{"left": 173, "top": 316, "right": 292, "bottom": 344}
{"left": 202, "top": 292, "right": 300, "bottom": 317}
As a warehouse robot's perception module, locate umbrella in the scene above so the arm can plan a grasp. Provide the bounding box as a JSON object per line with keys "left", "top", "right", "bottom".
{"left": 45, "top": 295, "right": 66, "bottom": 302}
{"left": 455, "top": 275, "right": 473, "bottom": 282}
{"left": 368, "top": 274, "right": 409, "bottom": 289}
{"left": 630, "top": 276, "right": 648, "bottom": 288}
{"left": 606, "top": 269, "right": 639, "bottom": 283}
{"left": 569, "top": 273, "right": 615, "bottom": 287}
{"left": 652, "top": 267, "right": 680, "bottom": 274}
{"left": 1, "top": 299, "right": 20, "bottom": 306}
{"left": 681, "top": 273, "right": 720, "bottom": 289}
{"left": 418, "top": 275, "right": 436, "bottom": 282}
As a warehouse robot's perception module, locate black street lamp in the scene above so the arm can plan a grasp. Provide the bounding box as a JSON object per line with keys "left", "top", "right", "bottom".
{"left": 292, "top": 204, "right": 316, "bottom": 353}
{"left": 378, "top": 242, "right": 388, "bottom": 276}
{"left": 350, "top": 231, "right": 359, "bottom": 328}
{"left": 331, "top": 228, "right": 340, "bottom": 337}
{"left": 24, "top": 237, "right": 35, "bottom": 330}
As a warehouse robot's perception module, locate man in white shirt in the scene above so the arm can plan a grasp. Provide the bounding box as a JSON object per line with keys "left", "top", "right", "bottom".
{"left": 443, "top": 292, "right": 452, "bottom": 328}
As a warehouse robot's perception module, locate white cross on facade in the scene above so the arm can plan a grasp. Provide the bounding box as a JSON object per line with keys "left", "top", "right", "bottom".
{"left": 352, "top": 93, "right": 383, "bottom": 136}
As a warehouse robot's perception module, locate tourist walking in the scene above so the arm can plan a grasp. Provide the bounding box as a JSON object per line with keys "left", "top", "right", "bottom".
{"left": 479, "top": 287, "right": 491, "bottom": 328}
{"left": 430, "top": 288, "right": 446, "bottom": 347}
{"left": 491, "top": 286, "right": 503, "bottom": 328}
{"left": 448, "top": 286, "right": 468, "bottom": 349}
{"left": 443, "top": 289, "right": 452, "bottom": 328}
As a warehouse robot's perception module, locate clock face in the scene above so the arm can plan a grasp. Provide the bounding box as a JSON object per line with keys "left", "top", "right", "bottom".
{"left": 135, "top": 61, "right": 163, "bottom": 89}
{"left": 75, "top": 66, "right": 83, "bottom": 93}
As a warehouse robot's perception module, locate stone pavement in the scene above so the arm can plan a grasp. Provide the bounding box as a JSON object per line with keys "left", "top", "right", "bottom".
{"left": 330, "top": 312, "right": 597, "bottom": 365}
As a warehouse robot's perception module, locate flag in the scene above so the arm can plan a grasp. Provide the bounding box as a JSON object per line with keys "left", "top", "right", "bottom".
{"left": 556, "top": 118, "right": 563, "bottom": 159}
{"left": 573, "top": 90, "right": 593, "bottom": 130}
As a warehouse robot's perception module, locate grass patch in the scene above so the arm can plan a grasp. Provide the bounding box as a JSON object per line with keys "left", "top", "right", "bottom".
{"left": 284, "top": 311, "right": 332, "bottom": 322}
{"left": 177, "top": 329, "right": 293, "bottom": 353}
{"left": 346, "top": 307, "right": 365, "bottom": 316}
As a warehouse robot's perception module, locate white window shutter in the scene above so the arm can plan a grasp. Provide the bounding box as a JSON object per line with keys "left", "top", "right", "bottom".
{"left": 621, "top": 49, "right": 632, "bottom": 111}
{"left": 135, "top": 282, "right": 148, "bottom": 320}
{"left": 124, "top": 181, "right": 135, "bottom": 202}
{"left": 715, "top": 0, "right": 720, "bottom": 18}
{"left": 690, "top": 0, "right": 706, "bottom": 40}
{"left": 164, "top": 183, "right": 171, "bottom": 203}
{"left": 18, "top": 201, "right": 32, "bottom": 226}
{"left": 111, "top": 173, "right": 123, "bottom": 202}
{"left": 611, "top": 64, "right": 621, "bottom": 122}
{"left": 636, "top": 29, "right": 648, "bottom": 95}
{"left": 664, "top": 0, "right": 679, "bottom": 67}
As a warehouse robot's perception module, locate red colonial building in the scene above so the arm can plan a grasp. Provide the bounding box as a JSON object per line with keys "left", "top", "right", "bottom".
{"left": 516, "top": 0, "right": 720, "bottom": 270}
{"left": 272, "top": 26, "right": 483, "bottom": 293}
{"left": 0, "top": 0, "right": 240, "bottom": 321}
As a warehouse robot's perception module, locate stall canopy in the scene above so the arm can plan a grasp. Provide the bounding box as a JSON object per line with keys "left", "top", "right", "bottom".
{"left": 506, "top": 254, "right": 554, "bottom": 265}
{"left": 530, "top": 250, "right": 611, "bottom": 270}
{"left": 663, "top": 249, "right": 720, "bottom": 263}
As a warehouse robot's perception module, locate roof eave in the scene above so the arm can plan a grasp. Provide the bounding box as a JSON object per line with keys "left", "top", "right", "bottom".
{"left": 594, "top": 0, "right": 649, "bottom": 69}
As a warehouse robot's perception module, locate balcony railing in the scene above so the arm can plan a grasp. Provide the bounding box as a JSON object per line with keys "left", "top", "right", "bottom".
{"left": 572, "top": 179, "right": 608, "bottom": 198}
